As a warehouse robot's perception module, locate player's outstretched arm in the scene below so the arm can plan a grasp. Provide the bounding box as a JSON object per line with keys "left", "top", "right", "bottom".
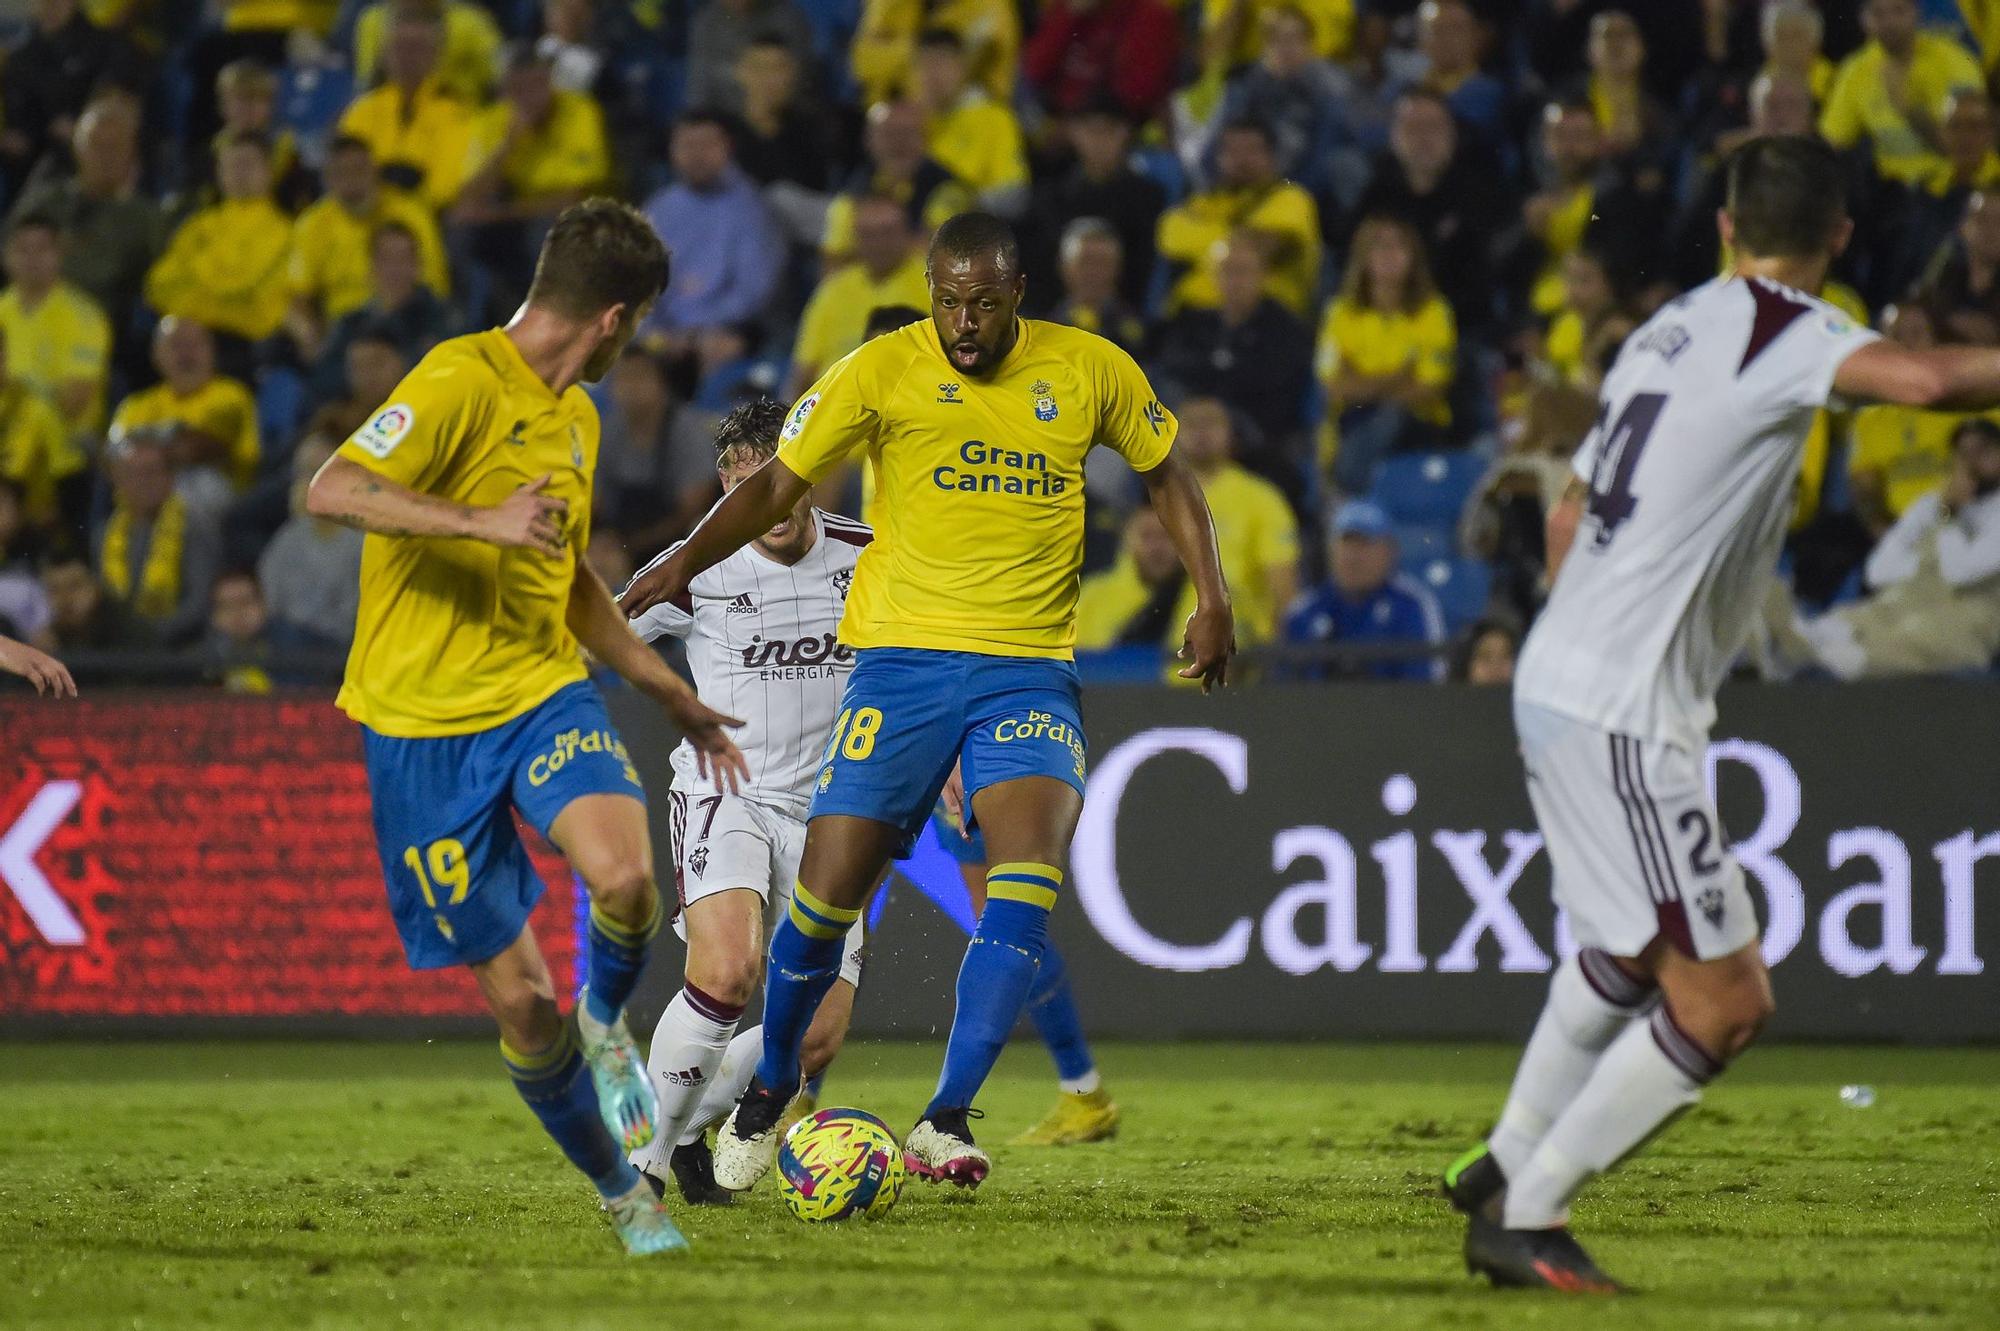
{"left": 1140, "top": 450, "right": 1236, "bottom": 691}
{"left": 1832, "top": 340, "right": 2000, "bottom": 411}
{"left": 619, "top": 456, "right": 812, "bottom": 618}
{"left": 566, "top": 559, "right": 750, "bottom": 792}
{"left": 305, "top": 455, "right": 568, "bottom": 553}
{"left": 0, "top": 635, "right": 76, "bottom": 698}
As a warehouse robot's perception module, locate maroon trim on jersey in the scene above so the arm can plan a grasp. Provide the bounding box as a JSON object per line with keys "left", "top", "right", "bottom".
{"left": 820, "top": 512, "right": 874, "bottom": 547}
{"left": 1738, "top": 278, "right": 1813, "bottom": 374}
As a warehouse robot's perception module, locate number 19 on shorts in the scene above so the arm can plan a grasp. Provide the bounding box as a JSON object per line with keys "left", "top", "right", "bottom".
{"left": 403, "top": 837, "right": 469, "bottom": 940}
{"left": 825, "top": 706, "right": 883, "bottom": 761}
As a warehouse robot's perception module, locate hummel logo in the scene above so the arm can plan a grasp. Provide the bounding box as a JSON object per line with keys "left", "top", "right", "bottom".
{"left": 662, "top": 1065, "right": 707, "bottom": 1088}
{"left": 504, "top": 419, "right": 528, "bottom": 447}
{"left": 725, "top": 592, "right": 757, "bottom": 614}
{"left": 937, "top": 382, "right": 962, "bottom": 403}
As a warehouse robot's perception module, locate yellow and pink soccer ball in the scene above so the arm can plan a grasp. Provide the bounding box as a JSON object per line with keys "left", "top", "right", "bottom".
{"left": 775, "top": 1107, "right": 906, "bottom": 1222}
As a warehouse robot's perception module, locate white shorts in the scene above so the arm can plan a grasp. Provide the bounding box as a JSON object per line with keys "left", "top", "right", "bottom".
{"left": 1514, "top": 700, "right": 1759, "bottom": 962}
{"left": 668, "top": 790, "right": 864, "bottom": 987}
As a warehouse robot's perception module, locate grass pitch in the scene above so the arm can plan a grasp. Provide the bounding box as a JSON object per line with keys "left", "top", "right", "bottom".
{"left": 1, "top": 1040, "right": 1994, "bottom": 1330}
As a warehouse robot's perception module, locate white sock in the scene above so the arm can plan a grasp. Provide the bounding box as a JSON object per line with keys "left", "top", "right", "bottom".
{"left": 1487, "top": 949, "right": 1653, "bottom": 1180}
{"left": 631, "top": 986, "right": 742, "bottom": 1174}
{"left": 678, "top": 1024, "right": 764, "bottom": 1147}
{"left": 1503, "top": 1004, "right": 1721, "bottom": 1229}
{"left": 1060, "top": 1069, "right": 1102, "bottom": 1095}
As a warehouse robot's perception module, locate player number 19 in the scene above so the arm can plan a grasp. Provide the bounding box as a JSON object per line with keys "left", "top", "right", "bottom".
{"left": 403, "top": 838, "right": 471, "bottom": 906}
{"left": 827, "top": 706, "right": 884, "bottom": 761}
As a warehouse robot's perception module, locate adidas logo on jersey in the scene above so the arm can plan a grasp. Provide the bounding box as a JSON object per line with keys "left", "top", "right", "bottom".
{"left": 726, "top": 593, "right": 757, "bottom": 614}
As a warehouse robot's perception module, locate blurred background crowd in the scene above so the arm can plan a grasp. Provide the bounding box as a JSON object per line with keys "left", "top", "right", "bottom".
{"left": 0, "top": 0, "right": 1998, "bottom": 692}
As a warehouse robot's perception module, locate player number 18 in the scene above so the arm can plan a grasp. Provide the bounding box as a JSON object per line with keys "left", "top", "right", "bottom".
{"left": 827, "top": 706, "right": 884, "bottom": 761}
{"left": 403, "top": 838, "right": 471, "bottom": 906}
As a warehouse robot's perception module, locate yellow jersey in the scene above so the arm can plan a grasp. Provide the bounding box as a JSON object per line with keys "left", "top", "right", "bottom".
{"left": 111, "top": 376, "right": 262, "bottom": 490}
{"left": 1185, "top": 462, "right": 1295, "bottom": 647}
{"left": 0, "top": 282, "right": 111, "bottom": 435}
{"left": 338, "top": 81, "right": 484, "bottom": 209}
{"left": 1157, "top": 182, "right": 1321, "bottom": 316}
{"left": 1820, "top": 33, "right": 1984, "bottom": 184}
{"left": 1316, "top": 294, "right": 1456, "bottom": 423}
{"left": 334, "top": 330, "right": 598, "bottom": 738}
{"left": 791, "top": 254, "right": 932, "bottom": 381}
{"left": 495, "top": 92, "right": 611, "bottom": 200}
{"left": 289, "top": 189, "right": 449, "bottom": 321}
{"left": 1851, "top": 404, "right": 1977, "bottom": 518}
{"left": 353, "top": 0, "right": 502, "bottom": 103}
{"left": 925, "top": 94, "right": 1027, "bottom": 198}
{"left": 145, "top": 199, "right": 294, "bottom": 341}
{"left": 852, "top": 0, "right": 1019, "bottom": 103}
{"left": 777, "top": 319, "right": 1176, "bottom": 658}
{"left": 0, "top": 382, "right": 77, "bottom": 523}
{"left": 1201, "top": 0, "right": 1353, "bottom": 65}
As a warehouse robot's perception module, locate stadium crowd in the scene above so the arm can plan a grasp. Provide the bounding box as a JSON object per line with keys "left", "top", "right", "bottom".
{"left": 1, "top": 0, "right": 1998, "bottom": 691}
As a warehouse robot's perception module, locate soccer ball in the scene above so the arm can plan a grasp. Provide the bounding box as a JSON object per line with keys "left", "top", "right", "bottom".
{"left": 776, "top": 1108, "right": 906, "bottom": 1222}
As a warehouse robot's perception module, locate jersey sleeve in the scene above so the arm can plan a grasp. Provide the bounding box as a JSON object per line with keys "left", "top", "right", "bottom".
{"left": 335, "top": 350, "right": 484, "bottom": 489}
{"left": 625, "top": 542, "right": 695, "bottom": 641}
{"left": 1092, "top": 337, "right": 1176, "bottom": 472}
{"left": 1785, "top": 305, "right": 1883, "bottom": 412}
{"left": 775, "top": 346, "right": 885, "bottom": 484}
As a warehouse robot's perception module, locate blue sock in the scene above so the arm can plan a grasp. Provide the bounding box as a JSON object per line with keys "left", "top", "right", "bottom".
{"left": 583, "top": 892, "right": 662, "bottom": 1026}
{"left": 755, "top": 883, "right": 860, "bottom": 1092}
{"left": 1026, "top": 940, "right": 1096, "bottom": 1085}
{"left": 502, "top": 1026, "right": 640, "bottom": 1199}
{"left": 805, "top": 1072, "right": 827, "bottom": 1099}
{"left": 925, "top": 862, "right": 1059, "bottom": 1117}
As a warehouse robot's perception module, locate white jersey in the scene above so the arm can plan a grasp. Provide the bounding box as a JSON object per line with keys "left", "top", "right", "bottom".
{"left": 1516, "top": 275, "right": 1880, "bottom": 748}
{"left": 631, "top": 511, "right": 871, "bottom": 817}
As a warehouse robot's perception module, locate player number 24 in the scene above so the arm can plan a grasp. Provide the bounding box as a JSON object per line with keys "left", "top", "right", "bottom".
{"left": 827, "top": 706, "right": 883, "bottom": 761}
{"left": 403, "top": 838, "right": 471, "bottom": 906}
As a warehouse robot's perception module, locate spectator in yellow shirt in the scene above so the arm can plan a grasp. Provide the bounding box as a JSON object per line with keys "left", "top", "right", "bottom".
{"left": 144, "top": 132, "right": 294, "bottom": 344}
{"left": 1075, "top": 507, "right": 1189, "bottom": 653}
{"left": 853, "top": 0, "right": 1019, "bottom": 105}
{"left": 912, "top": 28, "right": 1028, "bottom": 218}
{"left": 1168, "top": 396, "right": 1299, "bottom": 647}
{"left": 110, "top": 318, "right": 262, "bottom": 505}
{"left": 287, "top": 136, "right": 449, "bottom": 359}
{"left": 1521, "top": 99, "right": 1603, "bottom": 317}
{"left": 1316, "top": 214, "right": 1456, "bottom": 495}
{"left": 1158, "top": 117, "right": 1320, "bottom": 316}
{"left": 336, "top": 4, "right": 484, "bottom": 209}
{"left": 0, "top": 328, "right": 83, "bottom": 533}
{"left": 353, "top": 0, "right": 501, "bottom": 104}
{"left": 1850, "top": 400, "right": 1971, "bottom": 538}
{"left": 1201, "top": 0, "right": 1352, "bottom": 71}
{"left": 1540, "top": 247, "right": 1634, "bottom": 393}
{"left": 0, "top": 214, "right": 111, "bottom": 438}
{"left": 788, "top": 194, "right": 931, "bottom": 397}
{"left": 459, "top": 44, "right": 610, "bottom": 221}
{"left": 1819, "top": 0, "right": 1984, "bottom": 186}
{"left": 821, "top": 99, "right": 975, "bottom": 264}
{"left": 198, "top": 60, "right": 312, "bottom": 212}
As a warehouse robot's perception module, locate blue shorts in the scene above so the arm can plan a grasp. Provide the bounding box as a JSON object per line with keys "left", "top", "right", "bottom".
{"left": 811, "top": 648, "right": 1086, "bottom": 853}
{"left": 361, "top": 680, "right": 645, "bottom": 969}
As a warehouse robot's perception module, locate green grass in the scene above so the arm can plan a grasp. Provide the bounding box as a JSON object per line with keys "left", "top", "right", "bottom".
{"left": 1, "top": 1041, "right": 1994, "bottom": 1329}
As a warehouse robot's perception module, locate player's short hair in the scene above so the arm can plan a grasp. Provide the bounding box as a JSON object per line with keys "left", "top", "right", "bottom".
{"left": 715, "top": 398, "right": 788, "bottom": 468}
{"left": 526, "top": 198, "right": 671, "bottom": 322}
{"left": 1725, "top": 134, "right": 1847, "bottom": 259}
{"left": 927, "top": 211, "right": 1020, "bottom": 277}
{"left": 864, "top": 304, "right": 923, "bottom": 339}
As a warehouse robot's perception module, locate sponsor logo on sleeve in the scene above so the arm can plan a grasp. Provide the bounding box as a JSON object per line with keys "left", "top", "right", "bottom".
{"left": 353, "top": 403, "right": 414, "bottom": 458}
{"left": 781, "top": 393, "right": 820, "bottom": 441}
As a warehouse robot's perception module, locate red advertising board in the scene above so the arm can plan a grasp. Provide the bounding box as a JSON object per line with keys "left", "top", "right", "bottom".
{"left": 0, "top": 695, "right": 578, "bottom": 1018}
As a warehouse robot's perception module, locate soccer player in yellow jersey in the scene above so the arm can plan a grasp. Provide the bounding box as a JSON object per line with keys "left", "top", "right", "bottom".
{"left": 622, "top": 212, "right": 1234, "bottom": 1190}
{"left": 304, "top": 201, "right": 747, "bottom": 1256}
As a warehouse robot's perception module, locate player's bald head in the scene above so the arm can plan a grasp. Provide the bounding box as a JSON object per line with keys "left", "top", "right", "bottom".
{"left": 927, "top": 211, "right": 1021, "bottom": 281}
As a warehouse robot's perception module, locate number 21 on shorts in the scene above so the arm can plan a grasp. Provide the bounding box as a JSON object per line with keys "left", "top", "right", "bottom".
{"left": 825, "top": 706, "right": 883, "bottom": 761}
{"left": 403, "top": 838, "right": 470, "bottom": 939}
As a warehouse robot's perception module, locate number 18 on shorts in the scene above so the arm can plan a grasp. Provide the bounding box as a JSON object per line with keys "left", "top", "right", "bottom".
{"left": 808, "top": 648, "right": 1089, "bottom": 847}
